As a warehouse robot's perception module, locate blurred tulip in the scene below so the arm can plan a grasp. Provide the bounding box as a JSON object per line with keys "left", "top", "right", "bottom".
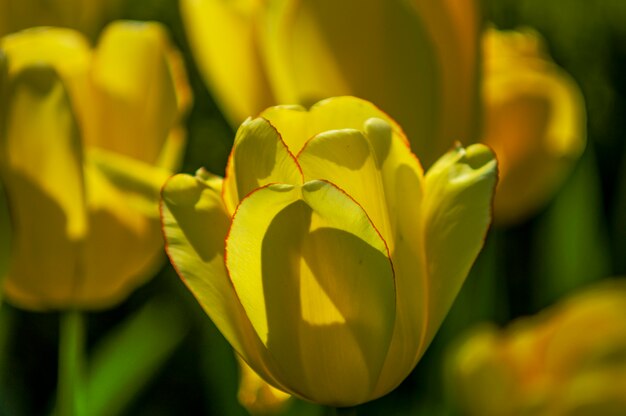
{"left": 0, "top": 21, "right": 191, "bottom": 310}
{"left": 161, "top": 96, "right": 497, "bottom": 405}
{"left": 0, "top": 0, "right": 123, "bottom": 39}
{"left": 447, "top": 280, "right": 626, "bottom": 416}
{"left": 237, "top": 356, "right": 291, "bottom": 415}
{"left": 180, "top": 0, "right": 480, "bottom": 168}
{"left": 181, "top": 1, "right": 587, "bottom": 224}
{"left": 482, "top": 27, "right": 586, "bottom": 224}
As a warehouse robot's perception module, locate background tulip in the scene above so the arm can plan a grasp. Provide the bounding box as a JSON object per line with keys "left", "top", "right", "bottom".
{"left": 483, "top": 27, "right": 586, "bottom": 224}
{"left": 180, "top": 0, "right": 480, "bottom": 169}
{"left": 0, "top": 21, "right": 191, "bottom": 310}
{"left": 161, "top": 96, "right": 497, "bottom": 406}
{"left": 447, "top": 280, "right": 626, "bottom": 416}
{"left": 181, "top": 0, "right": 588, "bottom": 225}
{"left": 0, "top": 0, "right": 123, "bottom": 39}
{"left": 237, "top": 356, "right": 291, "bottom": 415}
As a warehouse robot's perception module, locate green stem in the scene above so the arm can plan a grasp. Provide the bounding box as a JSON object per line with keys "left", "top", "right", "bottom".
{"left": 56, "top": 310, "right": 85, "bottom": 416}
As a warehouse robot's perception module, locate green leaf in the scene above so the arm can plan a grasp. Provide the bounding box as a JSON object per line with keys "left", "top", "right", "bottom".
{"left": 83, "top": 298, "right": 189, "bottom": 416}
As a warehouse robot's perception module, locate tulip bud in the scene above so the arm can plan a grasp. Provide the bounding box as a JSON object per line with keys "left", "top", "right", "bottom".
{"left": 0, "top": 22, "right": 191, "bottom": 309}
{"left": 161, "top": 96, "right": 497, "bottom": 405}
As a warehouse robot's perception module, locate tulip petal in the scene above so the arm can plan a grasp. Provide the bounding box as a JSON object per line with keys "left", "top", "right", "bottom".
{"left": 260, "top": 0, "right": 443, "bottom": 161}
{"left": 180, "top": 0, "right": 275, "bottom": 125}
{"left": 88, "top": 21, "right": 189, "bottom": 165}
{"left": 226, "top": 180, "right": 396, "bottom": 405}
{"left": 79, "top": 163, "right": 164, "bottom": 308}
{"left": 261, "top": 96, "right": 408, "bottom": 155}
{"left": 161, "top": 172, "right": 290, "bottom": 393}
{"left": 222, "top": 117, "right": 302, "bottom": 214}
{"left": 0, "top": 27, "right": 93, "bottom": 124}
{"left": 0, "top": 65, "right": 86, "bottom": 309}
{"left": 421, "top": 144, "right": 497, "bottom": 346}
{"left": 86, "top": 147, "right": 170, "bottom": 219}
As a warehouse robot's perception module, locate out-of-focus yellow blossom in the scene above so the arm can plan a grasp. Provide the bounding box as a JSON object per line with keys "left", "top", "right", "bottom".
{"left": 0, "top": 0, "right": 123, "bottom": 39}
{"left": 0, "top": 21, "right": 191, "bottom": 310}
{"left": 180, "top": 0, "right": 480, "bottom": 168}
{"left": 161, "top": 96, "right": 497, "bottom": 406}
{"left": 448, "top": 280, "right": 626, "bottom": 416}
{"left": 181, "top": 1, "right": 586, "bottom": 224}
{"left": 482, "top": 27, "right": 586, "bottom": 224}
{"left": 237, "top": 356, "right": 291, "bottom": 415}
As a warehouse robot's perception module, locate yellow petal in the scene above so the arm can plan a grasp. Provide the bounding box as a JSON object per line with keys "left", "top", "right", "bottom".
{"left": 78, "top": 162, "right": 164, "bottom": 309}
{"left": 237, "top": 356, "right": 291, "bottom": 415}
{"left": 86, "top": 147, "right": 170, "bottom": 219}
{"left": 88, "top": 21, "right": 190, "bottom": 165}
{"left": 408, "top": 0, "right": 481, "bottom": 164}
{"left": 226, "top": 180, "right": 396, "bottom": 405}
{"left": 161, "top": 172, "right": 290, "bottom": 393}
{"left": 0, "top": 65, "right": 86, "bottom": 309}
{"left": 0, "top": 27, "right": 93, "bottom": 120}
{"left": 297, "top": 127, "right": 393, "bottom": 244}
{"left": 263, "top": 100, "right": 429, "bottom": 397}
{"left": 482, "top": 28, "right": 586, "bottom": 224}
{"left": 180, "top": 0, "right": 274, "bottom": 125}
{"left": 222, "top": 117, "right": 302, "bottom": 214}
{"left": 261, "top": 96, "right": 407, "bottom": 156}
{"left": 259, "top": 0, "right": 465, "bottom": 165}
{"left": 421, "top": 144, "right": 497, "bottom": 346}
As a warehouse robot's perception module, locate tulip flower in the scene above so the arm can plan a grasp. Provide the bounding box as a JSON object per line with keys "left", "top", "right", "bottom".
{"left": 0, "top": 21, "right": 191, "bottom": 310}
{"left": 482, "top": 27, "right": 586, "bottom": 224}
{"left": 180, "top": 0, "right": 480, "bottom": 169}
{"left": 237, "top": 356, "right": 291, "bottom": 414}
{"left": 0, "top": 0, "right": 123, "bottom": 39}
{"left": 181, "top": 0, "right": 586, "bottom": 224}
{"left": 447, "top": 280, "right": 626, "bottom": 416}
{"left": 161, "top": 96, "right": 497, "bottom": 405}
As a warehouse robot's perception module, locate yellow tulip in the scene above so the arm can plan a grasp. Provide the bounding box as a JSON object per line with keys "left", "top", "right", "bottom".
{"left": 482, "top": 27, "right": 586, "bottom": 224}
{"left": 161, "top": 96, "right": 497, "bottom": 406}
{"left": 237, "top": 356, "right": 291, "bottom": 414}
{"left": 180, "top": 0, "right": 480, "bottom": 168}
{"left": 448, "top": 280, "right": 626, "bottom": 416}
{"left": 182, "top": 1, "right": 587, "bottom": 224}
{"left": 0, "top": 0, "right": 123, "bottom": 39}
{"left": 0, "top": 21, "right": 191, "bottom": 310}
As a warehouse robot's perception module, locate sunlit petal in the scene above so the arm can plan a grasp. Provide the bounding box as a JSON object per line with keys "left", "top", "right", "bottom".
{"left": 222, "top": 117, "right": 302, "bottom": 214}
{"left": 226, "top": 180, "right": 396, "bottom": 405}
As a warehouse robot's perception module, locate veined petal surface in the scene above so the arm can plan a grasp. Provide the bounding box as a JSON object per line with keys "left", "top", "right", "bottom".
{"left": 421, "top": 144, "right": 497, "bottom": 346}
{"left": 161, "top": 172, "right": 289, "bottom": 392}
{"left": 261, "top": 96, "right": 408, "bottom": 155}
{"left": 226, "top": 180, "right": 396, "bottom": 405}
{"left": 223, "top": 117, "right": 302, "bottom": 214}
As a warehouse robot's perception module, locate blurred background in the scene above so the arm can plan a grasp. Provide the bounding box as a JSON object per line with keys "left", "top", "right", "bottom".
{"left": 0, "top": 0, "right": 625, "bottom": 414}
